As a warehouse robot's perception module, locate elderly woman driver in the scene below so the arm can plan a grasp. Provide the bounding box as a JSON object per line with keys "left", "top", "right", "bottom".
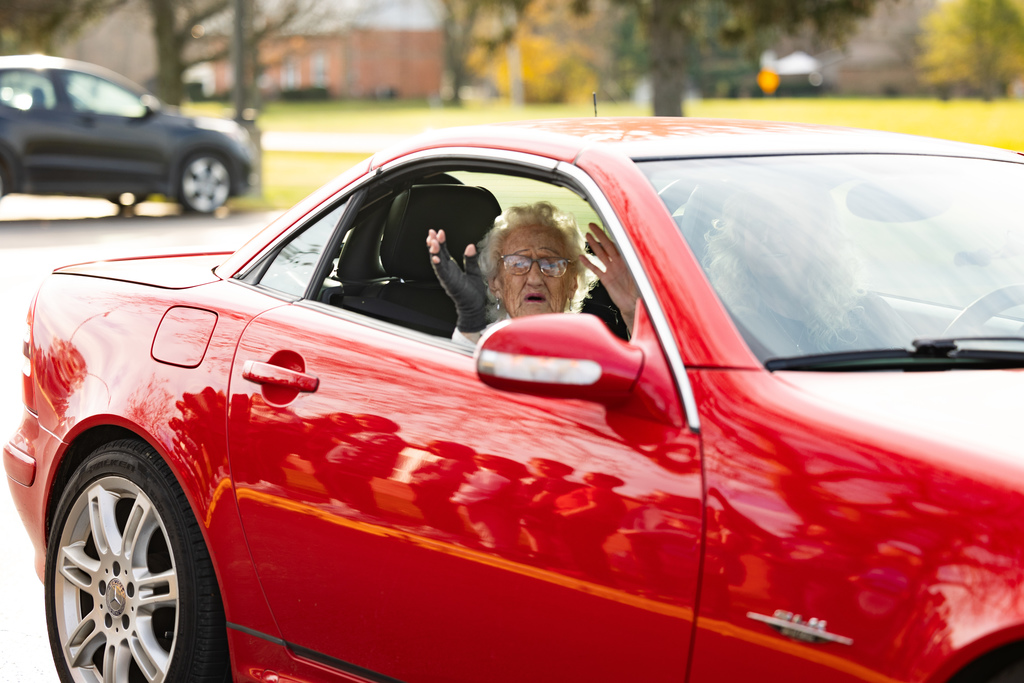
{"left": 426, "top": 201, "right": 638, "bottom": 345}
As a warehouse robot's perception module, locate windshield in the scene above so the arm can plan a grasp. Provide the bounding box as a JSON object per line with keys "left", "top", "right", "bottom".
{"left": 639, "top": 154, "right": 1024, "bottom": 365}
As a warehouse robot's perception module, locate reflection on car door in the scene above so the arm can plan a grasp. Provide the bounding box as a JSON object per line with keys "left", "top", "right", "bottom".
{"left": 227, "top": 304, "right": 703, "bottom": 682}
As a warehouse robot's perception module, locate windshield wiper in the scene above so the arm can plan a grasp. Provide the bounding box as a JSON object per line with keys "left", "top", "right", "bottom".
{"left": 912, "top": 336, "right": 1024, "bottom": 360}
{"left": 765, "top": 337, "right": 1024, "bottom": 371}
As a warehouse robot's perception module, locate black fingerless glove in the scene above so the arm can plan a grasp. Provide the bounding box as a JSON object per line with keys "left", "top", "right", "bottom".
{"left": 430, "top": 240, "right": 489, "bottom": 333}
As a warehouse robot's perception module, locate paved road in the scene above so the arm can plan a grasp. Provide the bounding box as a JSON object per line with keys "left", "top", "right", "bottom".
{"left": 0, "top": 196, "right": 282, "bottom": 682}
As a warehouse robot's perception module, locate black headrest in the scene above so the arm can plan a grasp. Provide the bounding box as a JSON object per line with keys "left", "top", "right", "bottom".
{"left": 381, "top": 184, "right": 502, "bottom": 281}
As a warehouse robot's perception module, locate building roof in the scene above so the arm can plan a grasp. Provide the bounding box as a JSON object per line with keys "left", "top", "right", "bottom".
{"left": 290, "top": 0, "right": 442, "bottom": 32}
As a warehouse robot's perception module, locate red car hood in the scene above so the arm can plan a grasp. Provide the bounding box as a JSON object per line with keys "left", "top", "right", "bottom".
{"left": 54, "top": 252, "right": 228, "bottom": 289}
{"left": 776, "top": 369, "right": 1023, "bottom": 463}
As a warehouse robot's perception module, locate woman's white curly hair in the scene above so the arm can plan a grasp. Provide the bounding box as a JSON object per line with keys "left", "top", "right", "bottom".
{"left": 477, "top": 201, "right": 598, "bottom": 321}
{"left": 704, "top": 188, "right": 866, "bottom": 350}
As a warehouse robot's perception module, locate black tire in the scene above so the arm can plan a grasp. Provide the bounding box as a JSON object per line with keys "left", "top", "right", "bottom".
{"left": 178, "top": 153, "right": 231, "bottom": 213}
{"left": 106, "top": 193, "right": 143, "bottom": 217}
{"left": 105, "top": 194, "right": 142, "bottom": 207}
{"left": 45, "top": 439, "right": 229, "bottom": 683}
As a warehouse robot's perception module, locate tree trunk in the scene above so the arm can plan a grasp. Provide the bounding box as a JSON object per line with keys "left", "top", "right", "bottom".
{"left": 441, "top": 0, "right": 481, "bottom": 106}
{"left": 648, "top": 0, "right": 690, "bottom": 116}
{"left": 443, "top": 19, "right": 464, "bottom": 104}
{"left": 148, "top": 0, "right": 185, "bottom": 104}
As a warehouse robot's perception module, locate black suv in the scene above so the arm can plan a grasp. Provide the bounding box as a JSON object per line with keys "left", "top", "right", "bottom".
{"left": 0, "top": 55, "right": 254, "bottom": 213}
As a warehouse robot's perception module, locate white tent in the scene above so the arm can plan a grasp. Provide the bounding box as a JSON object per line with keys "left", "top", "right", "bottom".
{"left": 775, "top": 51, "right": 823, "bottom": 76}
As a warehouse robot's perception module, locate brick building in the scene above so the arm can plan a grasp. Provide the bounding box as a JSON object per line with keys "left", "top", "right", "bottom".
{"left": 61, "top": 0, "right": 444, "bottom": 102}
{"left": 200, "top": 0, "right": 444, "bottom": 100}
{"left": 219, "top": 25, "right": 443, "bottom": 100}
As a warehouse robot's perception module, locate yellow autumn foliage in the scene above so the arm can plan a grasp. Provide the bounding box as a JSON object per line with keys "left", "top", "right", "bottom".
{"left": 918, "top": 0, "right": 1024, "bottom": 97}
{"left": 470, "top": 0, "right": 611, "bottom": 104}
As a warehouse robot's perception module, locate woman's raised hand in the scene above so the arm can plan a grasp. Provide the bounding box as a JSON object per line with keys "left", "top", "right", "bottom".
{"left": 581, "top": 223, "right": 639, "bottom": 334}
{"left": 427, "top": 229, "right": 489, "bottom": 333}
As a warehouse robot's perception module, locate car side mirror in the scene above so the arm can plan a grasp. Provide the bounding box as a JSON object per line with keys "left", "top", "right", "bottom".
{"left": 476, "top": 313, "right": 644, "bottom": 404}
{"left": 140, "top": 93, "right": 161, "bottom": 117}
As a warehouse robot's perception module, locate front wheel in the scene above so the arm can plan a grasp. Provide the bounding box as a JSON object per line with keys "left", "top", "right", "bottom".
{"left": 45, "top": 439, "right": 229, "bottom": 683}
{"left": 178, "top": 154, "right": 231, "bottom": 213}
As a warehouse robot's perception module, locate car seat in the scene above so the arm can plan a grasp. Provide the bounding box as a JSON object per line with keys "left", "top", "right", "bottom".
{"left": 341, "top": 184, "right": 502, "bottom": 336}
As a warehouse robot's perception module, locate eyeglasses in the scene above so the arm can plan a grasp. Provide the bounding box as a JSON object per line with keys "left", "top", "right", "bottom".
{"left": 500, "top": 254, "right": 570, "bottom": 277}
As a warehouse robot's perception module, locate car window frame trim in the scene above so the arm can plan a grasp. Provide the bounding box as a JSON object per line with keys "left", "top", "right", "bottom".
{"left": 555, "top": 160, "right": 701, "bottom": 433}
{"left": 374, "top": 147, "right": 701, "bottom": 433}
{"left": 235, "top": 192, "right": 360, "bottom": 287}
{"left": 300, "top": 190, "right": 365, "bottom": 302}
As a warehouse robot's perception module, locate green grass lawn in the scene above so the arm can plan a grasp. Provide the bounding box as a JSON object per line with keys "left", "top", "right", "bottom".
{"left": 254, "top": 151, "right": 367, "bottom": 209}
{"left": 691, "top": 98, "right": 1024, "bottom": 150}
{"left": 189, "top": 99, "right": 648, "bottom": 134}
{"left": 204, "top": 97, "right": 1024, "bottom": 210}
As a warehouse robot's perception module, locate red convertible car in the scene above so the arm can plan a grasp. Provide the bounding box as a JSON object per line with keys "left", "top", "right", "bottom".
{"left": 6, "top": 118, "right": 1024, "bottom": 683}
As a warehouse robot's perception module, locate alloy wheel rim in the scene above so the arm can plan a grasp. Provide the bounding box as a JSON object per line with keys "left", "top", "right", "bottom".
{"left": 54, "top": 475, "right": 178, "bottom": 683}
{"left": 182, "top": 158, "right": 229, "bottom": 212}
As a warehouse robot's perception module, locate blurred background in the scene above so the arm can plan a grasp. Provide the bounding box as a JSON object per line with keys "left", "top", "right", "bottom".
{"left": 3, "top": 0, "right": 1024, "bottom": 210}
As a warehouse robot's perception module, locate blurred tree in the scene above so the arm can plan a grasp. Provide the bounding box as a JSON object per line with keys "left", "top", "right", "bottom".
{"left": 572, "top": 0, "right": 881, "bottom": 116}
{"left": 145, "top": 0, "right": 331, "bottom": 106}
{"left": 438, "top": 0, "right": 485, "bottom": 104}
{"left": 497, "top": 0, "right": 606, "bottom": 102}
{"left": 145, "top": 0, "right": 229, "bottom": 105}
{"left": 609, "top": 4, "right": 648, "bottom": 101}
{"left": 918, "top": 0, "right": 1024, "bottom": 99}
{"left": 1, "top": 0, "right": 345, "bottom": 107}
{"left": 461, "top": 0, "right": 631, "bottom": 104}
{"left": 686, "top": 2, "right": 762, "bottom": 99}
{"left": 0, "top": 0, "right": 125, "bottom": 54}
{"left": 438, "top": 0, "right": 534, "bottom": 104}
{"left": 140, "top": 0, "right": 343, "bottom": 106}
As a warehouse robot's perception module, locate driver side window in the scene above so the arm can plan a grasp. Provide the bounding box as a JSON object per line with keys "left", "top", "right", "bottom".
{"left": 63, "top": 72, "right": 147, "bottom": 117}
{"left": 243, "top": 166, "right": 631, "bottom": 342}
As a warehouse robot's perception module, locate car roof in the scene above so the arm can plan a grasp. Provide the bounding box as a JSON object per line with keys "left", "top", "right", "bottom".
{"left": 220, "top": 116, "right": 1024, "bottom": 278}
{"left": 0, "top": 54, "right": 149, "bottom": 95}
{"left": 370, "top": 117, "right": 1024, "bottom": 168}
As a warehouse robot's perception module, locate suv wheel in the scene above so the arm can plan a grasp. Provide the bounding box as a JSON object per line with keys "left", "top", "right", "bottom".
{"left": 179, "top": 154, "right": 231, "bottom": 213}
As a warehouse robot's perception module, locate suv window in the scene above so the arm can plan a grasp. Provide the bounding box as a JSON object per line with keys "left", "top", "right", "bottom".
{"left": 0, "top": 69, "right": 57, "bottom": 111}
{"left": 63, "top": 71, "right": 147, "bottom": 118}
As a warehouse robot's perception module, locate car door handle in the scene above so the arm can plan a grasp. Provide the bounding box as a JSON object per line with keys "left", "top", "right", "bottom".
{"left": 242, "top": 360, "right": 319, "bottom": 392}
